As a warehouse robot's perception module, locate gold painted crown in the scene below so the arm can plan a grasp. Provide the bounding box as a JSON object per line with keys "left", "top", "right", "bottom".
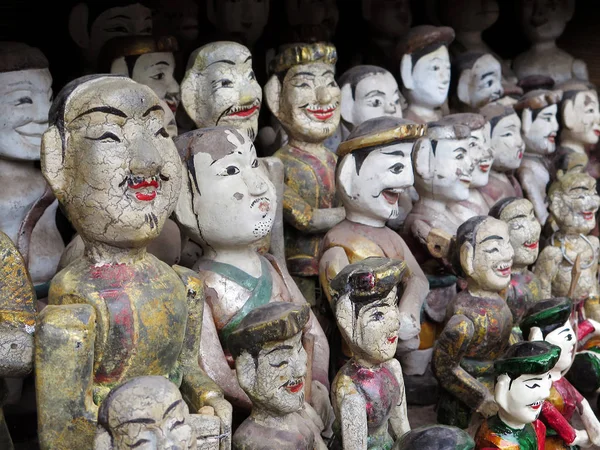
{"left": 269, "top": 42, "right": 337, "bottom": 75}
{"left": 337, "top": 123, "right": 427, "bottom": 158}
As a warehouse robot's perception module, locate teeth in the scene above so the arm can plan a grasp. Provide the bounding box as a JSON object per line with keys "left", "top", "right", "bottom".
{"left": 496, "top": 263, "right": 511, "bottom": 270}
{"left": 528, "top": 401, "right": 542, "bottom": 407}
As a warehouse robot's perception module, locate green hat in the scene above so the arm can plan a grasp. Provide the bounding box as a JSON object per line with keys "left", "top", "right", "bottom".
{"left": 520, "top": 297, "right": 572, "bottom": 340}
{"left": 227, "top": 302, "right": 310, "bottom": 359}
{"left": 330, "top": 257, "right": 408, "bottom": 306}
{"left": 393, "top": 425, "right": 475, "bottom": 450}
{"left": 495, "top": 341, "right": 561, "bottom": 380}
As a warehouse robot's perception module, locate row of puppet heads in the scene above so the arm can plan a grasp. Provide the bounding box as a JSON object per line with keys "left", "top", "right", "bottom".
{"left": 65, "top": 0, "right": 582, "bottom": 84}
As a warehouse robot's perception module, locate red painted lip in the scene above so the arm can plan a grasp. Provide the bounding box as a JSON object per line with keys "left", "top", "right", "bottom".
{"left": 529, "top": 402, "right": 542, "bottom": 410}
{"left": 387, "top": 336, "right": 397, "bottom": 343}
{"left": 382, "top": 189, "right": 400, "bottom": 205}
{"left": 594, "top": 130, "right": 600, "bottom": 136}
{"left": 128, "top": 179, "right": 159, "bottom": 202}
{"left": 285, "top": 381, "right": 304, "bottom": 394}
{"left": 497, "top": 267, "right": 511, "bottom": 277}
{"left": 581, "top": 211, "right": 595, "bottom": 220}
{"left": 228, "top": 105, "right": 259, "bottom": 118}
{"left": 166, "top": 101, "right": 177, "bottom": 113}
{"left": 517, "top": 150, "right": 524, "bottom": 159}
{"left": 135, "top": 191, "right": 157, "bottom": 201}
{"left": 306, "top": 107, "right": 336, "bottom": 121}
{"left": 523, "top": 241, "right": 539, "bottom": 249}
{"left": 479, "top": 164, "right": 490, "bottom": 172}
{"left": 129, "top": 180, "right": 159, "bottom": 190}
{"left": 547, "top": 134, "right": 556, "bottom": 143}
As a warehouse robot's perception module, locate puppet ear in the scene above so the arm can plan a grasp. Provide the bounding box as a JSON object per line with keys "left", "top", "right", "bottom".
{"left": 174, "top": 165, "right": 201, "bottom": 241}
{"left": 494, "top": 374, "right": 511, "bottom": 411}
{"left": 93, "top": 427, "right": 113, "bottom": 450}
{"left": 336, "top": 155, "right": 356, "bottom": 200}
{"left": 459, "top": 241, "right": 475, "bottom": 278}
{"left": 562, "top": 98, "right": 577, "bottom": 131}
{"left": 528, "top": 326, "right": 544, "bottom": 342}
{"left": 521, "top": 108, "right": 533, "bottom": 135}
{"left": 264, "top": 75, "right": 282, "bottom": 121}
{"left": 413, "top": 138, "right": 434, "bottom": 181}
{"left": 340, "top": 84, "right": 356, "bottom": 126}
{"left": 180, "top": 71, "right": 199, "bottom": 126}
{"left": 400, "top": 54, "right": 415, "bottom": 91}
{"left": 41, "top": 126, "right": 68, "bottom": 202}
{"left": 69, "top": 3, "right": 91, "bottom": 49}
{"left": 457, "top": 70, "right": 472, "bottom": 105}
{"left": 235, "top": 352, "right": 257, "bottom": 393}
{"left": 109, "top": 57, "right": 129, "bottom": 76}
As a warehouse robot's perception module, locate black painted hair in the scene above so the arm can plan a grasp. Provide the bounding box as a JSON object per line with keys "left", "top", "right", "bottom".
{"left": 488, "top": 197, "right": 522, "bottom": 220}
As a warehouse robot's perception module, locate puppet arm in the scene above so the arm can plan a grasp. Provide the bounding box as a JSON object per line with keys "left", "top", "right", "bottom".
{"left": 433, "top": 314, "right": 497, "bottom": 416}
{"left": 533, "top": 246, "right": 562, "bottom": 299}
{"left": 387, "top": 359, "right": 410, "bottom": 438}
{"left": 334, "top": 374, "right": 368, "bottom": 450}
{"left": 282, "top": 185, "right": 345, "bottom": 234}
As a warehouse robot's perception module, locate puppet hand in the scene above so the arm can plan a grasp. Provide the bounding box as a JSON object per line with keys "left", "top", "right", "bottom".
{"left": 204, "top": 397, "right": 232, "bottom": 450}
{"left": 476, "top": 395, "right": 499, "bottom": 418}
{"left": 574, "top": 429, "right": 592, "bottom": 447}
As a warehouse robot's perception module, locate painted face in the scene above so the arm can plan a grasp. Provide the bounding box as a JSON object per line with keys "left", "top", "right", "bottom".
{"left": 107, "top": 386, "right": 197, "bottom": 450}
{"left": 410, "top": 46, "right": 451, "bottom": 109}
{"left": 0, "top": 68, "right": 52, "bottom": 161}
{"left": 246, "top": 333, "right": 308, "bottom": 415}
{"left": 338, "top": 287, "right": 400, "bottom": 364}
{"left": 364, "top": 0, "right": 412, "bottom": 38}
{"left": 545, "top": 320, "right": 576, "bottom": 372}
{"left": 425, "top": 137, "right": 473, "bottom": 201}
{"left": 153, "top": 0, "right": 199, "bottom": 42}
{"left": 490, "top": 113, "right": 525, "bottom": 171}
{"left": 497, "top": 371, "right": 552, "bottom": 426}
{"left": 339, "top": 142, "right": 416, "bottom": 223}
{"left": 519, "top": 0, "right": 570, "bottom": 42}
{"left": 279, "top": 62, "right": 341, "bottom": 143}
{"left": 464, "top": 55, "right": 503, "bottom": 108}
{"left": 468, "top": 124, "right": 494, "bottom": 188}
{"left": 500, "top": 199, "right": 541, "bottom": 267}
{"left": 187, "top": 130, "right": 276, "bottom": 248}
{"left": 214, "top": 0, "right": 269, "bottom": 47}
{"left": 550, "top": 175, "right": 600, "bottom": 234}
{"left": 347, "top": 72, "right": 403, "bottom": 126}
{"left": 88, "top": 4, "right": 153, "bottom": 64}
{"left": 522, "top": 104, "right": 559, "bottom": 155}
{"left": 564, "top": 90, "right": 600, "bottom": 145}
{"left": 185, "top": 45, "right": 262, "bottom": 141}
{"left": 440, "top": 0, "right": 499, "bottom": 32}
{"left": 112, "top": 52, "right": 180, "bottom": 114}
{"left": 468, "top": 218, "right": 514, "bottom": 292}
{"left": 59, "top": 79, "right": 181, "bottom": 248}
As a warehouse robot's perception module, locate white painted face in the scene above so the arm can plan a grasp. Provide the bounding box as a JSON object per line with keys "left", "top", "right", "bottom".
{"left": 496, "top": 371, "right": 553, "bottom": 426}
{"left": 417, "top": 137, "right": 473, "bottom": 201}
{"left": 522, "top": 104, "right": 559, "bottom": 155}
{"left": 88, "top": 4, "right": 153, "bottom": 63}
{"left": 563, "top": 90, "right": 600, "bottom": 146}
{"left": 490, "top": 113, "right": 525, "bottom": 171}
{"left": 237, "top": 333, "right": 307, "bottom": 415}
{"left": 464, "top": 218, "right": 514, "bottom": 292}
{"left": 409, "top": 46, "right": 451, "bottom": 109}
{"left": 111, "top": 52, "right": 180, "bottom": 114}
{"left": 279, "top": 62, "right": 341, "bottom": 143}
{"left": 183, "top": 45, "right": 262, "bottom": 141}
{"left": 469, "top": 124, "right": 494, "bottom": 188}
{"left": 460, "top": 55, "right": 503, "bottom": 109}
{"left": 338, "top": 141, "right": 416, "bottom": 223}
{"left": 0, "top": 68, "right": 52, "bottom": 161}
{"left": 214, "top": 0, "right": 269, "bottom": 47}
{"left": 336, "top": 287, "right": 400, "bottom": 364}
{"left": 363, "top": 0, "right": 412, "bottom": 38}
{"left": 499, "top": 199, "right": 541, "bottom": 267}
{"left": 343, "top": 72, "right": 403, "bottom": 127}
{"left": 545, "top": 320, "right": 576, "bottom": 372}
{"left": 550, "top": 174, "right": 600, "bottom": 235}
{"left": 188, "top": 130, "right": 276, "bottom": 248}
{"left": 519, "top": 0, "right": 571, "bottom": 43}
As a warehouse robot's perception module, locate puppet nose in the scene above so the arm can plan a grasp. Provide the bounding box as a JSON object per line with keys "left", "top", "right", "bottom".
{"left": 316, "top": 86, "right": 332, "bottom": 104}
{"left": 243, "top": 170, "right": 268, "bottom": 196}
{"left": 130, "top": 135, "right": 162, "bottom": 175}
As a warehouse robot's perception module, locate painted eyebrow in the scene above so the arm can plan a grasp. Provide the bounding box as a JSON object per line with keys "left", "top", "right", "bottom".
{"left": 381, "top": 150, "right": 405, "bottom": 157}
{"left": 107, "top": 15, "right": 131, "bottom": 20}
{"left": 322, "top": 70, "right": 335, "bottom": 76}
{"left": 503, "top": 124, "right": 517, "bottom": 130}
{"left": 524, "top": 377, "right": 543, "bottom": 382}
{"left": 559, "top": 328, "right": 570, "bottom": 334}
{"left": 244, "top": 55, "right": 252, "bottom": 63}
{"left": 206, "top": 59, "right": 235, "bottom": 68}
{"left": 152, "top": 61, "right": 170, "bottom": 67}
{"left": 507, "top": 214, "right": 527, "bottom": 221}
{"left": 115, "top": 418, "right": 155, "bottom": 429}
{"left": 163, "top": 400, "right": 182, "bottom": 419}
{"left": 265, "top": 345, "right": 293, "bottom": 356}
{"left": 454, "top": 148, "right": 467, "bottom": 153}
{"left": 365, "top": 90, "right": 385, "bottom": 98}
{"left": 541, "top": 112, "right": 553, "bottom": 116}
{"left": 479, "top": 235, "right": 503, "bottom": 244}
{"left": 73, "top": 106, "right": 127, "bottom": 121}
{"left": 143, "top": 104, "right": 163, "bottom": 117}
{"left": 471, "top": 135, "right": 480, "bottom": 140}
{"left": 481, "top": 71, "right": 495, "bottom": 79}
{"left": 364, "top": 301, "right": 387, "bottom": 312}
{"left": 292, "top": 71, "right": 315, "bottom": 78}
{"left": 570, "top": 186, "right": 590, "bottom": 191}
{"left": 7, "top": 81, "right": 33, "bottom": 87}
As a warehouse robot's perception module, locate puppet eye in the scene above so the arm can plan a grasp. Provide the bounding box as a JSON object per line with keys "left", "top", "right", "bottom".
{"left": 389, "top": 163, "right": 404, "bottom": 174}
{"left": 251, "top": 159, "right": 259, "bottom": 168}
{"left": 219, "top": 165, "right": 240, "bottom": 176}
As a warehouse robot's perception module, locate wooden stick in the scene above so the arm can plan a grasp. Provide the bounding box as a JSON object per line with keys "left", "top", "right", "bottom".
{"left": 568, "top": 254, "right": 582, "bottom": 300}
{"left": 302, "top": 334, "right": 315, "bottom": 403}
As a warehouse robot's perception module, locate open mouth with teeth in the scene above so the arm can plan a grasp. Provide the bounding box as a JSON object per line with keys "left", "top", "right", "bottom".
{"left": 495, "top": 262, "right": 512, "bottom": 277}
{"left": 528, "top": 400, "right": 543, "bottom": 410}
{"left": 381, "top": 188, "right": 402, "bottom": 205}
{"left": 127, "top": 176, "right": 160, "bottom": 202}
{"left": 165, "top": 99, "right": 178, "bottom": 113}
{"left": 305, "top": 104, "right": 338, "bottom": 121}
{"left": 228, "top": 102, "right": 260, "bottom": 118}
{"left": 581, "top": 211, "right": 595, "bottom": 221}
{"left": 282, "top": 378, "right": 304, "bottom": 394}
{"left": 523, "top": 241, "right": 539, "bottom": 249}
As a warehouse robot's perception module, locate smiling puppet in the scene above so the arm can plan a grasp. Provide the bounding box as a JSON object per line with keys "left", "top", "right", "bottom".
{"left": 229, "top": 302, "right": 328, "bottom": 450}
{"left": 330, "top": 257, "right": 410, "bottom": 449}
{"left": 474, "top": 340, "right": 560, "bottom": 449}
{"left": 433, "top": 216, "right": 514, "bottom": 429}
